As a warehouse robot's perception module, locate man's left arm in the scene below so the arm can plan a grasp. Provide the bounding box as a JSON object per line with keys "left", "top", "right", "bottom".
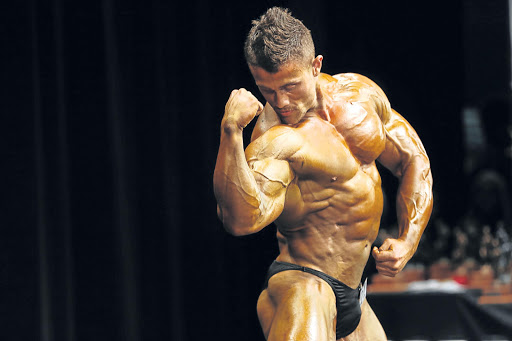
{"left": 374, "top": 108, "right": 433, "bottom": 277}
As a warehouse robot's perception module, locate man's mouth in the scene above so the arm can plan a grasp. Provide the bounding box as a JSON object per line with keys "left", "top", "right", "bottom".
{"left": 277, "top": 109, "right": 294, "bottom": 117}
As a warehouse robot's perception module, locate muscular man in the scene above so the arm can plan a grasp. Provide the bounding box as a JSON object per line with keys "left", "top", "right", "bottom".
{"left": 214, "top": 7, "right": 433, "bottom": 341}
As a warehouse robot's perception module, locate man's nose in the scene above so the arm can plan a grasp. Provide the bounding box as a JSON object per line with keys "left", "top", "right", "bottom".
{"left": 275, "top": 91, "right": 289, "bottom": 108}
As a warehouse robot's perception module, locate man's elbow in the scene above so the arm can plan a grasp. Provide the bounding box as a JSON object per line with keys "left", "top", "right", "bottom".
{"left": 224, "top": 224, "right": 253, "bottom": 236}
{"left": 218, "top": 212, "right": 262, "bottom": 236}
{"left": 216, "top": 203, "right": 267, "bottom": 236}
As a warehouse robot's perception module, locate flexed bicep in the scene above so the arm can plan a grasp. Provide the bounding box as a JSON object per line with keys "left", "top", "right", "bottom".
{"left": 215, "top": 123, "right": 303, "bottom": 236}
{"left": 248, "top": 157, "right": 295, "bottom": 229}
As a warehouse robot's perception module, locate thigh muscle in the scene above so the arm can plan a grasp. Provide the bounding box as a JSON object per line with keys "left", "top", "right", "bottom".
{"left": 258, "top": 271, "right": 337, "bottom": 341}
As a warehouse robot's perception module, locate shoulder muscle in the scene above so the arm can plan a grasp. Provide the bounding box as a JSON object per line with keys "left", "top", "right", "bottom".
{"left": 333, "top": 73, "right": 392, "bottom": 124}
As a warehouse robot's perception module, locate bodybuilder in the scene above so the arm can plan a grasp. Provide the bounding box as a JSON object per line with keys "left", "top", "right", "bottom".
{"left": 214, "top": 7, "right": 433, "bottom": 340}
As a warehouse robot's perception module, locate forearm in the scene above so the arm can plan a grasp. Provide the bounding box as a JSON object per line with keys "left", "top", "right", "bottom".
{"left": 213, "top": 123, "right": 263, "bottom": 235}
{"left": 395, "top": 154, "right": 433, "bottom": 252}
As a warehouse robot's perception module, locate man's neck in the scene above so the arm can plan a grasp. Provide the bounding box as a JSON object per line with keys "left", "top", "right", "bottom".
{"left": 306, "top": 83, "right": 332, "bottom": 122}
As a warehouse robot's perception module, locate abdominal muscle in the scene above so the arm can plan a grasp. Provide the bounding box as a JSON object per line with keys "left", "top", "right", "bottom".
{"left": 274, "top": 164, "right": 384, "bottom": 289}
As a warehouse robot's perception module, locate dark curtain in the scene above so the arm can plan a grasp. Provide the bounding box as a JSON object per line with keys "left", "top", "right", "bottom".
{"left": 6, "top": 2, "right": 289, "bottom": 340}
{"left": 3, "top": 1, "right": 493, "bottom": 340}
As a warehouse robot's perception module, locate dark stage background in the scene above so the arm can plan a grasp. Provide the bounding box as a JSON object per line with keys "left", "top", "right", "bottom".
{"left": 2, "top": 1, "right": 511, "bottom": 340}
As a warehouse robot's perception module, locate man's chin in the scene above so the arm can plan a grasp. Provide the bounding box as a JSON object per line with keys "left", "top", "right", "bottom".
{"left": 274, "top": 107, "right": 306, "bottom": 125}
{"left": 281, "top": 115, "right": 302, "bottom": 126}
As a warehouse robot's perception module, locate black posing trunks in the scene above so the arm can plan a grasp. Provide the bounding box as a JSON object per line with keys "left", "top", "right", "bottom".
{"left": 263, "top": 261, "right": 367, "bottom": 339}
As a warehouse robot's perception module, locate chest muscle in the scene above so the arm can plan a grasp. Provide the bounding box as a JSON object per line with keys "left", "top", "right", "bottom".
{"left": 331, "top": 101, "right": 386, "bottom": 164}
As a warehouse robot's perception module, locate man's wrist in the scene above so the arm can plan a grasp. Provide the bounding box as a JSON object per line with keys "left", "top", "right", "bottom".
{"left": 221, "top": 118, "right": 243, "bottom": 135}
{"left": 398, "top": 234, "right": 417, "bottom": 253}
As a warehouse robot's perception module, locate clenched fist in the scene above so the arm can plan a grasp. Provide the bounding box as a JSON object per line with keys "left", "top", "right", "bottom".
{"left": 223, "top": 88, "right": 264, "bottom": 131}
{"left": 372, "top": 238, "right": 415, "bottom": 277}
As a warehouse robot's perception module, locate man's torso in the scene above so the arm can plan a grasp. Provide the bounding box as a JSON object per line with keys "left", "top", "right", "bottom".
{"left": 249, "top": 73, "right": 389, "bottom": 287}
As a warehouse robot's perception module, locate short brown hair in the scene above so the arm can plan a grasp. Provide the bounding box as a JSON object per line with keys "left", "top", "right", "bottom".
{"left": 244, "top": 7, "right": 315, "bottom": 73}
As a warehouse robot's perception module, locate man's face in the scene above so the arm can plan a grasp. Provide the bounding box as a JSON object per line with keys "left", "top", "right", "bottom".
{"left": 249, "top": 58, "right": 320, "bottom": 125}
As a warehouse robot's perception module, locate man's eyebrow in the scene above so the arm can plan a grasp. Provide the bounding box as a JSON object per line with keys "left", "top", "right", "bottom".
{"left": 280, "top": 80, "right": 300, "bottom": 88}
{"left": 257, "top": 79, "right": 300, "bottom": 91}
{"left": 283, "top": 81, "right": 299, "bottom": 86}
{"left": 257, "top": 84, "right": 273, "bottom": 91}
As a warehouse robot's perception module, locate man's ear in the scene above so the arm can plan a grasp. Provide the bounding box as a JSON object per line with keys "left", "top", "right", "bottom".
{"left": 312, "top": 55, "right": 323, "bottom": 76}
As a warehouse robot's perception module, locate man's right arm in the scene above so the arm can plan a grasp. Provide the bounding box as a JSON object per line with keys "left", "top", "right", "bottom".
{"left": 213, "top": 89, "right": 295, "bottom": 236}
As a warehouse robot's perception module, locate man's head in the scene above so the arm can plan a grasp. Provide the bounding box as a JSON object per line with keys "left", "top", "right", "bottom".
{"left": 244, "top": 8, "right": 322, "bottom": 124}
{"left": 244, "top": 7, "right": 315, "bottom": 73}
